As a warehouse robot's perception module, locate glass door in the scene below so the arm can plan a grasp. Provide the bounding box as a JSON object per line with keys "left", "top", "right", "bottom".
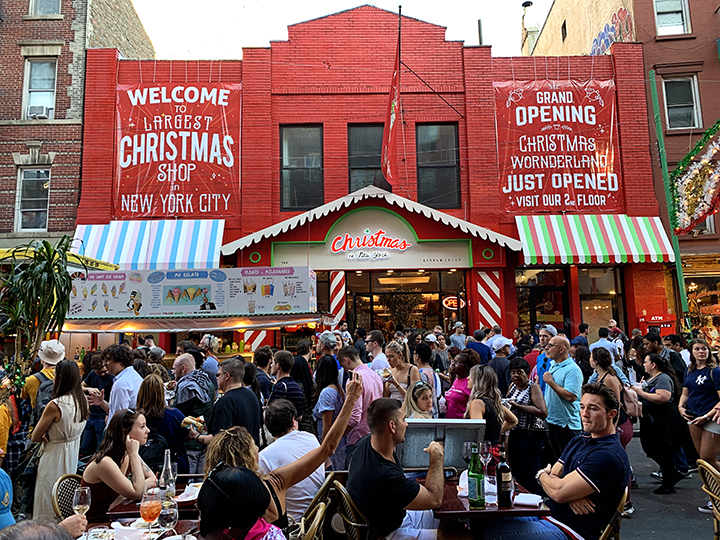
{"left": 516, "top": 268, "right": 570, "bottom": 335}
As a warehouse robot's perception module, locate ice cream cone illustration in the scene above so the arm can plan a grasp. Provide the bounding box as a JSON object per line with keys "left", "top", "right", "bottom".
{"left": 90, "top": 299, "right": 98, "bottom": 312}
{"left": 103, "top": 299, "right": 110, "bottom": 312}
{"left": 101, "top": 283, "right": 107, "bottom": 295}
{"left": 72, "top": 284, "right": 77, "bottom": 297}
{"left": 119, "top": 282, "right": 126, "bottom": 294}
{"left": 91, "top": 283, "right": 97, "bottom": 295}
{"left": 82, "top": 286, "right": 88, "bottom": 299}
{"left": 172, "top": 287, "right": 182, "bottom": 303}
{"left": 111, "top": 285, "right": 117, "bottom": 297}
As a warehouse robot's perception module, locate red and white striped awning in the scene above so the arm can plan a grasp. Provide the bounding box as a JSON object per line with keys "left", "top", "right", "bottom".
{"left": 515, "top": 214, "right": 675, "bottom": 265}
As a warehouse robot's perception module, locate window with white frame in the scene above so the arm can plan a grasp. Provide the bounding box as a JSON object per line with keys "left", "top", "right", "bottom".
{"left": 25, "top": 59, "right": 57, "bottom": 119}
{"left": 281, "top": 126, "right": 323, "bottom": 211}
{"left": 16, "top": 169, "right": 50, "bottom": 231}
{"left": 655, "top": 0, "right": 690, "bottom": 35}
{"left": 663, "top": 76, "right": 701, "bottom": 129}
{"left": 30, "top": 0, "right": 61, "bottom": 15}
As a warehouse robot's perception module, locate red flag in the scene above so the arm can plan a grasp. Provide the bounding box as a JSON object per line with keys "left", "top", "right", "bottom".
{"left": 381, "top": 37, "right": 401, "bottom": 185}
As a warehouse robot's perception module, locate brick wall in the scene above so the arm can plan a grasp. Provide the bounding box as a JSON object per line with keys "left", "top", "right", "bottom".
{"left": 87, "top": 0, "right": 155, "bottom": 60}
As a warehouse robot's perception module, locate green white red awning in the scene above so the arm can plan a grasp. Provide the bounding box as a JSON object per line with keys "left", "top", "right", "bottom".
{"left": 515, "top": 215, "right": 675, "bottom": 265}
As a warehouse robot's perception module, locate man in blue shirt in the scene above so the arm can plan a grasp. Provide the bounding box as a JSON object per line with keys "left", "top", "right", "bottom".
{"left": 466, "top": 329, "right": 491, "bottom": 364}
{"left": 534, "top": 325, "right": 556, "bottom": 392}
{"left": 486, "top": 382, "right": 630, "bottom": 540}
{"left": 571, "top": 323, "right": 589, "bottom": 348}
{"left": 589, "top": 328, "right": 620, "bottom": 362}
{"left": 543, "top": 335, "right": 583, "bottom": 462}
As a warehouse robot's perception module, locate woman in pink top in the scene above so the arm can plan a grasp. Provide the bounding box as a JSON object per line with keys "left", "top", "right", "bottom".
{"left": 445, "top": 349, "right": 480, "bottom": 418}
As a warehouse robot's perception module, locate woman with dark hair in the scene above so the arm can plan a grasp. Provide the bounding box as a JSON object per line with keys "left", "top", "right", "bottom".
{"left": 312, "top": 355, "right": 345, "bottom": 470}
{"left": 506, "top": 357, "right": 547, "bottom": 495}
{"left": 591, "top": 348, "right": 632, "bottom": 448}
{"left": 198, "top": 466, "right": 285, "bottom": 540}
{"left": 243, "top": 362, "right": 264, "bottom": 405}
{"left": 81, "top": 409, "right": 155, "bottom": 522}
{"left": 513, "top": 327, "right": 533, "bottom": 349}
{"left": 132, "top": 358, "right": 152, "bottom": 378}
{"left": 679, "top": 338, "right": 720, "bottom": 472}
{"left": 445, "top": 348, "right": 480, "bottom": 419}
{"left": 574, "top": 345, "right": 593, "bottom": 383}
{"left": 630, "top": 353, "right": 685, "bottom": 494}
{"left": 32, "top": 360, "right": 90, "bottom": 516}
{"left": 136, "top": 374, "right": 189, "bottom": 473}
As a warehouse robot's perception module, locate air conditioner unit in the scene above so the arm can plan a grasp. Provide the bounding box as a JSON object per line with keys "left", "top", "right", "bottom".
{"left": 27, "top": 105, "right": 50, "bottom": 119}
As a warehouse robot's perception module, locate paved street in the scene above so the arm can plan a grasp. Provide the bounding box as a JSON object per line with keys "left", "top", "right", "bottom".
{"left": 623, "top": 436, "right": 712, "bottom": 539}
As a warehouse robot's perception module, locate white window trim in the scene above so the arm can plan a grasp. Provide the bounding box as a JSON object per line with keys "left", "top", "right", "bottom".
{"left": 15, "top": 168, "right": 51, "bottom": 232}
{"left": 29, "top": 0, "right": 61, "bottom": 16}
{"left": 654, "top": 0, "right": 691, "bottom": 36}
{"left": 662, "top": 74, "right": 702, "bottom": 130}
{"left": 22, "top": 57, "right": 57, "bottom": 120}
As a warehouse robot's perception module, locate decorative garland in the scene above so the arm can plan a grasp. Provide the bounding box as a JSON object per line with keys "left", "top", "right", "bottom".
{"left": 671, "top": 118, "right": 720, "bottom": 235}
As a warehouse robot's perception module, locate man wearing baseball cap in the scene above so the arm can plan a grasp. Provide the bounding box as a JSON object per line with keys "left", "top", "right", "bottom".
{"left": 21, "top": 339, "right": 65, "bottom": 410}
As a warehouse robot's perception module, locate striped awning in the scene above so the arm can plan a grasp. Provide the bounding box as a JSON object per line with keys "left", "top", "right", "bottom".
{"left": 71, "top": 220, "right": 225, "bottom": 270}
{"left": 515, "top": 215, "right": 675, "bottom": 265}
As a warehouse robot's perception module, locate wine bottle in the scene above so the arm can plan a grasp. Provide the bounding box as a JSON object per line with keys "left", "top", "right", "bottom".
{"left": 467, "top": 444, "right": 485, "bottom": 509}
{"left": 158, "top": 449, "right": 175, "bottom": 500}
{"left": 496, "top": 444, "right": 513, "bottom": 507}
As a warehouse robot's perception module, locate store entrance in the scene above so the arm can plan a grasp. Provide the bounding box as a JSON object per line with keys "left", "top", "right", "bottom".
{"left": 345, "top": 270, "right": 467, "bottom": 337}
{"left": 516, "top": 268, "right": 571, "bottom": 335}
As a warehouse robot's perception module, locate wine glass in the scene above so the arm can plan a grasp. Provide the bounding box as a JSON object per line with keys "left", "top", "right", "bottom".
{"left": 461, "top": 442, "right": 475, "bottom": 465}
{"left": 479, "top": 441, "right": 493, "bottom": 471}
{"left": 140, "top": 488, "right": 162, "bottom": 535}
{"left": 158, "top": 499, "right": 179, "bottom": 536}
{"left": 72, "top": 486, "right": 91, "bottom": 516}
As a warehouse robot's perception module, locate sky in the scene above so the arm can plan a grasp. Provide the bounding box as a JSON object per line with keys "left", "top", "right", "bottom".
{"left": 130, "top": 0, "right": 553, "bottom": 60}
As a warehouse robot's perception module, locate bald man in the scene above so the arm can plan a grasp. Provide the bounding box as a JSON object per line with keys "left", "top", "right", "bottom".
{"left": 172, "top": 353, "right": 216, "bottom": 473}
{"left": 542, "top": 335, "right": 583, "bottom": 461}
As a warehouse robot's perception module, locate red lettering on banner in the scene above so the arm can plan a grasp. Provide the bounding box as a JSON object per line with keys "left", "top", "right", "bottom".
{"left": 330, "top": 229, "right": 412, "bottom": 254}
{"left": 494, "top": 80, "right": 623, "bottom": 214}
{"left": 114, "top": 83, "right": 242, "bottom": 219}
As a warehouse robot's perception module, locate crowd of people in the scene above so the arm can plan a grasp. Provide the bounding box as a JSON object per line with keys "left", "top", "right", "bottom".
{"left": 0, "top": 319, "right": 719, "bottom": 540}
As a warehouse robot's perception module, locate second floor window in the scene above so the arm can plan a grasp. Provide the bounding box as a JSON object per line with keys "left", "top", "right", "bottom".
{"left": 25, "top": 59, "right": 57, "bottom": 119}
{"left": 416, "top": 124, "right": 460, "bottom": 209}
{"left": 655, "top": 0, "right": 690, "bottom": 35}
{"left": 281, "top": 126, "right": 323, "bottom": 211}
{"left": 663, "top": 76, "right": 701, "bottom": 129}
{"left": 348, "top": 125, "right": 384, "bottom": 192}
{"left": 30, "top": 0, "right": 61, "bottom": 15}
{"left": 17, "top": 169, "right": 50, "bottom": 231}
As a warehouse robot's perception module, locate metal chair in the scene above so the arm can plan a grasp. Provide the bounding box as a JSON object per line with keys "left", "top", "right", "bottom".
{"left": 598, "top": 487, "right": 628, "bottom": 540}
{"left": 302, "top": 471, "right": 335, "bottom": 521}
{"left": 698, "top": 459, "right": 720, "bottom": 540}
{"left": 333, "top": 480, "right": 384, "bottom": 540}
{"left": 51, "top": 473, "right": 82, "bottom": 519}
{"left": 303, "top": 501, "right": 328, "bottom": 540}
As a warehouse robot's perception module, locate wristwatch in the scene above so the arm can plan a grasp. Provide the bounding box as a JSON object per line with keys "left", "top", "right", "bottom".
{"left": 535, "top": 469, "right": 547, "bottom": 481}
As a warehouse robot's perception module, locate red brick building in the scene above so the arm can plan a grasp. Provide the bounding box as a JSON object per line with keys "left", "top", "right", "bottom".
{"left": 76, "top": 6, "right": 675, "bottom": 350}
{"left": 0, "top": 0, "right": 153, "bottom": 251}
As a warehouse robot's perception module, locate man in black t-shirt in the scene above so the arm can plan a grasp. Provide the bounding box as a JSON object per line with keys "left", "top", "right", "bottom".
{"left": 347, "top": 398, "right": 444, "bottom": 540}
{"left": 190, "top": 358, "right": 262, "bottom": 446}
{"left": 80, "top": 353, "right": 114, "bottom": 457}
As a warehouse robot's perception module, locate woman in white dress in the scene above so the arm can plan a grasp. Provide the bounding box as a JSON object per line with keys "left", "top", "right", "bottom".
{"left": 32, "top": 360, "right": 89, "bottom": 517}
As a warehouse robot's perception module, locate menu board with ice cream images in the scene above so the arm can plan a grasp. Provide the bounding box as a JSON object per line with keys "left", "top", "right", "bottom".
{"left": 145, "top": 269, "right": 229, "bottom": 317}
{"left": 226, "top": 266, "right": 317, "bottom": 315}
{"left": 68, "top": 271, "right": 146, "bottom": 318}
{"left": 66, "top": 267, "right": 317, "bottom": 319}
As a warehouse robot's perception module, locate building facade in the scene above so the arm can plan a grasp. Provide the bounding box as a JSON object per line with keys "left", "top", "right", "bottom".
{"left": 526, "top": 0, "right": 720, "bottom": 343}
{"left": 74, "top": 6, "right": 675, "bottom": 351}
{"left": 0, "top": 0, "right": 154, "bottom": 251}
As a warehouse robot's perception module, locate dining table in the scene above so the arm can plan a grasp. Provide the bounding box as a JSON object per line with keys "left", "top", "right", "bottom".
{"left": 85, "top": 519, "right": 199, "bottom": 539}
{"left": 105, "top": 486, "right": 200, "bottom": 521}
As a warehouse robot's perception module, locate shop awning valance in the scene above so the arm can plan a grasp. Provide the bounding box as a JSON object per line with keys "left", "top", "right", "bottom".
{"left": 515, "top": 215, "right": 675, "bottom": 265}
{"left": 71, "top": 219, "right": 225, "bottom": 270}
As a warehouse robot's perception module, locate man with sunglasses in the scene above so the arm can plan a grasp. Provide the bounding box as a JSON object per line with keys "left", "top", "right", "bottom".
{"left": 192, "top": 358, "right": 262, "bottom": 446}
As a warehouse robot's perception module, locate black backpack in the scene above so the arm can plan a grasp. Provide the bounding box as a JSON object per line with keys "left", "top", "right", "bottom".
{"left": 138, "top": 427, "right": 169, "bottom": 473}
{"left": 33, "top": 372, "right": 54, "bottom": 425}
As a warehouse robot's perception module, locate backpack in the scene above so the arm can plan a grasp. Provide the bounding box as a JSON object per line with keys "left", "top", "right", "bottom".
{"left": 32, "top": 372, "right": 54, "bottom": 426}
{"left": 138, "top": 427, "right": 169, "bottom": 473}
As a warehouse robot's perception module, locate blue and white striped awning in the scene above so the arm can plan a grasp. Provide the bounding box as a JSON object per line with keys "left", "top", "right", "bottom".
{"left": 71, "top": 220, "right": 225, "bottom": 270}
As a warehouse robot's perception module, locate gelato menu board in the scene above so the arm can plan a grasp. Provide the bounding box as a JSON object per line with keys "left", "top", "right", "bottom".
{"left": 68, "top": 266, "right": 317, "bottom": 319}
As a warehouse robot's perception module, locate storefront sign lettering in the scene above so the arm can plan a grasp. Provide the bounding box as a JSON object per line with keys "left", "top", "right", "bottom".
{"left": 113, "top": 82, "right": 242, "bottom": 219}
{"left": 494, "top": 80, "right": 623, "bottom": 214}
{"left": 330, "top": 228, "right": 412, "bottom": 260}
{"left": 442, "top": 296, "right": 466, "bottom": 310}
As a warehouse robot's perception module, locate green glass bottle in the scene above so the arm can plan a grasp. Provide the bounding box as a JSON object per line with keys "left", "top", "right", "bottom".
{"left": 468, "top": 444, "right": 485, "bottom": 509}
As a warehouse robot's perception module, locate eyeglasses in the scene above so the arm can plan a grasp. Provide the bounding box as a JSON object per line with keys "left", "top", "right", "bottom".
{"left": 206, "top": 461, "right": 233, "bottom": 501}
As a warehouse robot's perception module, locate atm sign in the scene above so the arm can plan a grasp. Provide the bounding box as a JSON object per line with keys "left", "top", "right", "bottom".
{"left": 443, "top": 296, "right": 466, "bottom": 310}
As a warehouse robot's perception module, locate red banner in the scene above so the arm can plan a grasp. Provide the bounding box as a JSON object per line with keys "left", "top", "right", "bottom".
{"left": 114, "top": 83, "right": 242, "bottom": 218}
{"left": 494, "top": 80, "right": 623, "bottom": 214}
{"left": 381, "top": 36, "right": 401, "bottom": 185}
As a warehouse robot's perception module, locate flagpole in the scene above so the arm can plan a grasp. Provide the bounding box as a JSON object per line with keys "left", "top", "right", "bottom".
{"left": 398, "top": 6, "right": 402, "bottom": 93}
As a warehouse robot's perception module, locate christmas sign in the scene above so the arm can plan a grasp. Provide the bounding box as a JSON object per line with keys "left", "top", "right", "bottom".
{"left": 114, "top": 83, "right": 242, "bottom": 219}
{"left": 494, "top": 80, "right": 623, "bottom": 214}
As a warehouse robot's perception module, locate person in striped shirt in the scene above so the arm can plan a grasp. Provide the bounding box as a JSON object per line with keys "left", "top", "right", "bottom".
{"left": 269, "top": 351, "right": 305, "bottom": 419}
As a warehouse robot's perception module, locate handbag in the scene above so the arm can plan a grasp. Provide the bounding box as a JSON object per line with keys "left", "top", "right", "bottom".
{"left": 528, "top": 414, "right": 549, "bottom": 432}
{"left": 13, "top": 441, "right": 43, "bottom": 515}
{"left": 621, "top": 388, "right": 642, "bottom": 418}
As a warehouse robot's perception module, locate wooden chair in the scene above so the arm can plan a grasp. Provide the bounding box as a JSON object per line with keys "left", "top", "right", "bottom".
{"left": 51, "top": 473, "right": 82, "bottom": 519}
{"left": 598, "top": 487, "right": 628, "bottom": 540}
{"left": 304, "top": 501, "right": 328, "bottom": 540}
{"left": 303, "top": 472, "right": 335, "bottom": 521}
{"left": 698, "top": 459, "right": 720, "bottom": 540}
{"left": 333, "top": 480, "right": 385, "bottom": 540}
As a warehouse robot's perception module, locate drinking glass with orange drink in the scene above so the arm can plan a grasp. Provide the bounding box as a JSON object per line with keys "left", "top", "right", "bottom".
{"left": 140, "top": 487, "right": 162, "bottom": 534}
